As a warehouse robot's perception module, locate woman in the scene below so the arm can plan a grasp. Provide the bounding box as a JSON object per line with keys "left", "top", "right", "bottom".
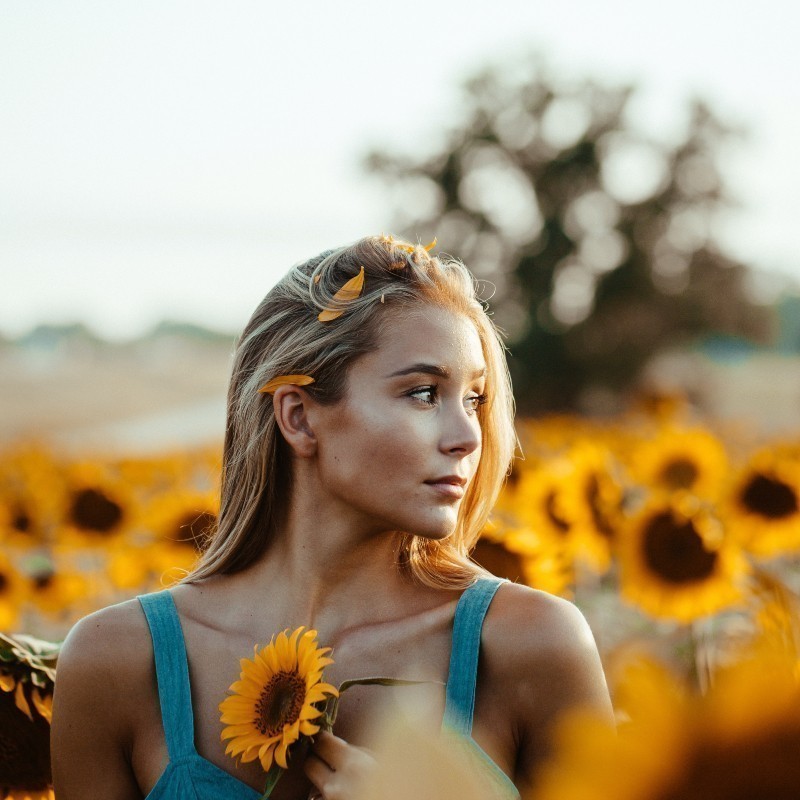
{"left": 51, "top": 235, "right": 613, "bottom": 799}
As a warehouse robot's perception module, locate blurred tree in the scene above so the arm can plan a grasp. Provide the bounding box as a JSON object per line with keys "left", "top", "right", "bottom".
{"left": 365, "top": 55, "right": 772, "bottom": 414}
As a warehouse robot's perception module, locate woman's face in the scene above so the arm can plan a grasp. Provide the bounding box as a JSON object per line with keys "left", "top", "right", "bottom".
{"left": 312, "top": 305, "right": 486, "bottom": 540}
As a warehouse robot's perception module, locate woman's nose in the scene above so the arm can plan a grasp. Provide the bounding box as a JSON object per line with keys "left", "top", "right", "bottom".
{"left": 440, "top": 402, "right": 481, "bottom": 455}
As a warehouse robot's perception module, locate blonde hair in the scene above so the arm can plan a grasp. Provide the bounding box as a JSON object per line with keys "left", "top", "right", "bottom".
{"left": 178, "top": 235, "right": 518, "bottom": 590}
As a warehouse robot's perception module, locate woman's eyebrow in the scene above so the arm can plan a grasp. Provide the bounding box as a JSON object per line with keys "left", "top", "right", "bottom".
{"left": 385, "top": 363, "right": 486, "bottom": 380}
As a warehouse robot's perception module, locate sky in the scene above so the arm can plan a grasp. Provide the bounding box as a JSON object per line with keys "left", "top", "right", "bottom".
{"left": 2, "top": 1, "right": 799, "bottom": 339}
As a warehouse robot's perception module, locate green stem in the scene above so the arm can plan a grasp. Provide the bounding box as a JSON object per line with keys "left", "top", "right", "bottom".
{"left": 258, "top": 762, "right": 283, "bottom": 799}
{"left": 323, "top": 676, "right": 445, "bottom": 728}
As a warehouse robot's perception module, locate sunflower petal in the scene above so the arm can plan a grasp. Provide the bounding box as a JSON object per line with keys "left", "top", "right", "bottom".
{"left": 258, "top": 375, "right": 315, "bottom": 395}
{"left": 275, "top": 739, "right": 291, "bottom": 769}
{"left": 318, "top": 266, "right": 365, "bottom": 322}
{"left": 299, "top": 719, "right": 321, "bottom": 736}
{"left": 14, "top": 681, "right": 33, "bottom": 721}
{"left": 31, "top": 688, "right": 52, "bottom": 723}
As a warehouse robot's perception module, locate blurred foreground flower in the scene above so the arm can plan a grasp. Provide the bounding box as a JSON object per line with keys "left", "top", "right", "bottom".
{"left": 533, "top": 638, "right": 800, "bottom": 800}
{"left": 352, "top": 699, "right": 512, "bottom": 800}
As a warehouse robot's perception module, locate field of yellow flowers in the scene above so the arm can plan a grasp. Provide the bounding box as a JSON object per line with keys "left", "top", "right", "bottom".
{"left": 2, "top": 394, "right": 800, "bottom": 799}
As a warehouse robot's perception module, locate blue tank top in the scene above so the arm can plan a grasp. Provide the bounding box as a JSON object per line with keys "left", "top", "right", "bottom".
{"left": 137, "top": 575, "right": 520, "bottom": 799}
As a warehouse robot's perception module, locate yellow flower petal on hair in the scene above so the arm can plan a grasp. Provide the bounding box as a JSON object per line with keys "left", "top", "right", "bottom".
{"left": 423, "top": 237, "right": 437, "bottom": 251}
{"left": 0, "top": 671, "right": 15, "bottom": 692}
{"left": 318, "top": 265, "right": 365, "bottom": 322}
{"left": 313, "top": 274, "right": 321, "bottom": 284}
{"left": 258, "top": 375, "right": 315, "bottom": 394}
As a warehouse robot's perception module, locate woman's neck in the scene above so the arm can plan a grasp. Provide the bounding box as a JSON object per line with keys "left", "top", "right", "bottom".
{"left": 224, "top": 477, "right": 427, "bottom": 635}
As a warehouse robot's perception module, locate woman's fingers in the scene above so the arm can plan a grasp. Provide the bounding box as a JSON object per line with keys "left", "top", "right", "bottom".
{"left": 304, "top": 748, "right": 334, "bottom": 788}
{"left": 303, "top": 730, "right": 379, "bottom": 800}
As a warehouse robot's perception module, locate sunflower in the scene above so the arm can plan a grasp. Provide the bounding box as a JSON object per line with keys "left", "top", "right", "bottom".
{"left": 616, "top": 492, "right": 747, "bottom": 623}
{"left": 143, "top": 488, "right": 219, "bottom": 552}
{"left": 0, "top": 633, "right": 58, "bottom": 800}
{"left": 219, "top": 626, "right": 339, "bottom": 774}
{"left": 533, "top": 637, "right": 800, "bottom": 800}
{"left": 722, "top": 448, "right": 800, "bottom": 558}
{"left": 23, "top": 553, "right": 92, "bottom": 620}
{"left": 57, "top": 461, "right": 134, "bottom": 546}
{"left": 627, "top": 425, "right": 729, "bottom": 499}
{"left": 558, "top": 441, "right": 626, "bottom": 574}
{"left": 0, "top": 552, "right": 29, "bottom": 631}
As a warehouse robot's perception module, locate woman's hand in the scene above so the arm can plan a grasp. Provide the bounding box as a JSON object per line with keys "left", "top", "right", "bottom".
{"left": 303, "top": 729, "right": 378, "bottom": 800}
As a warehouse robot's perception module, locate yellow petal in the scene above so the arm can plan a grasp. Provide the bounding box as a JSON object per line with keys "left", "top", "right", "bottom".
{"left": 14, "top": 681, "right": 33, "bottom": 721}
{"left": 288, "top": 627, "right": 305, "bottom": 658}
{"left": 313, "top": 274, "right": 321, "bottom": 284}
{"left": 318, "top": 266, "right": 365, "bottom": 322}
{"left": 299, "top": 719, "right": 321, "bottom": 736}
{"left": 31, "top": 688, "right": 52, "bottom": 723}
{"left": 0, "top": 672, "right": 15, "bottom": 692}
{"left": 423, "top": 237, "right": 437, "bottom": 251}
{"left": 258, "top": 375, "right": 315, "bottom": 394}
{"left": 275, "top": 739, "right": 291, "bottom": 769}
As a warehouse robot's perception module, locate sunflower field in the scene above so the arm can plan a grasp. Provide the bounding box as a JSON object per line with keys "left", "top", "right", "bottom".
{"left": 3, "top": 393, "right": 800, "bottom": 799}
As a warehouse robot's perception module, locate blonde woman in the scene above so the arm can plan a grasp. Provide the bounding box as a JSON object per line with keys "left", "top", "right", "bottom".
{"left": 51, "top": 235, "right": 613, "bottom": 799}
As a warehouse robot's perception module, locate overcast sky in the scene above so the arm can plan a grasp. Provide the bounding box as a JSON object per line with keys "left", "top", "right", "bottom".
{"left": 2, "top": 1, "right": 799, "bottom": 339}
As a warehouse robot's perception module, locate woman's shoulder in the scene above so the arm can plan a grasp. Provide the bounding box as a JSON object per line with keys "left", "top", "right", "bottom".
{"left": 55, "top": 597, "right": 156, "bottom": 728}
{"left": 484, "top": 580, "right": 598, "bottom": 663}
{"left": 481, "top": 580, "right": 610, "bottom": 723}
{"left": 60, "top": 595, "right": 155, "bottom": 670}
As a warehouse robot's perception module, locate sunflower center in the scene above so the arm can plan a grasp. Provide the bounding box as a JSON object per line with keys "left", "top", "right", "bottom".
{"left": 172, "top": 511, "right": 216, "bottom": 551}
{"left": 642, "top": 511, "right": 717, "bottom": 584}
{"left": 11, "top": 506, "right": 32, "bottom": 534}
{"left": 740, "top": 474, "right": 798, "bottom": 519}
{"left": 471, "top": 539, "right": 525, "bottom": 583}
{"left": 256, "top": 670, "right": 306, "bottom": 737}
{"left": 69, "top": 488, "right": 123, "bottom": 533}
{"left": 659, "top": 458, "right": 699, "bottom": 490}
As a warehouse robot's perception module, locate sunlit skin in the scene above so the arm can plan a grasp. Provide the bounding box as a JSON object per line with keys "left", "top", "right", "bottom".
{"left": 50, "top": 304, "right": 614, "bottom": 800}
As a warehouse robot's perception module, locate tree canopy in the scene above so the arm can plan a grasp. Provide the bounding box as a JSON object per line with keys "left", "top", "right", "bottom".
{"left": 365, "top": 55, "right": 772, "bottom": 414}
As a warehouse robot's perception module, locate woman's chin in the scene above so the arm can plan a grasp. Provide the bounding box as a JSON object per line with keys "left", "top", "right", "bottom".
{"left": 409, "top": 514, "right": 459, "bottom": 541}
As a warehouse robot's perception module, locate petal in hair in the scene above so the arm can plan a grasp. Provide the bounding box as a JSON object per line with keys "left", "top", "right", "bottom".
{"left": 318, "top": 266, "right": 365, "bottom": 322}
{"left": 258, "top": 375, "right": 315, "bottom": 394}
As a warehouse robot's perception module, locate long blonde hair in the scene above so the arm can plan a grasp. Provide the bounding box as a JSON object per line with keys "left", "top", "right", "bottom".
{"left": 179, "top": 235, "right": 518, "bottom": 589}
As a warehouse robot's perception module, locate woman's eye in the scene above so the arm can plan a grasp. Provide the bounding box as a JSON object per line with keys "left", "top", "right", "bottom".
{"left": 466, "top": 393, "right": 488, "bottom": 414}
{"left": 410, "top": 386, "right": 438, "bottom": 406}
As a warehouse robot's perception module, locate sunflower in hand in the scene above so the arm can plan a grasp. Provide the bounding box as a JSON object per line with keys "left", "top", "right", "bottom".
{"left": 219, "top": 626, "right": 339, "bottom": 793}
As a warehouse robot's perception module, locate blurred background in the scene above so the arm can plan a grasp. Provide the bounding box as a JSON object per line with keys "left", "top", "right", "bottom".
{"left": 3, "top": 2, "right": 800, "bottom": 797}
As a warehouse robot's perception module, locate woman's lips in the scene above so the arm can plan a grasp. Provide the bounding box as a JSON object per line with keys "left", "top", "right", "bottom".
{"left": 425, "top": 476, "right": 466, "bottom": 500}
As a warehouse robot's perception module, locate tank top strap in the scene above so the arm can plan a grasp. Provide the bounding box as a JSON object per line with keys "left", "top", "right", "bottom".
{"left": 137, "top": 590, "right": 196, "bottom": 762}
{"left": 442, "top": 575, "right": 507, "bottom": 736}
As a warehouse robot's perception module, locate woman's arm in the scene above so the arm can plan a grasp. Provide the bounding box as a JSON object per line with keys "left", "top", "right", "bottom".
{"left": 51, "top": 607, "right": 143, "bottom": 800}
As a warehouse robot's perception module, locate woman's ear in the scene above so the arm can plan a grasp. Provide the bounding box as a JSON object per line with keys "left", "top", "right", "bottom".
{"left": 271, "top": 385, "right": 318, "bottom": 458}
